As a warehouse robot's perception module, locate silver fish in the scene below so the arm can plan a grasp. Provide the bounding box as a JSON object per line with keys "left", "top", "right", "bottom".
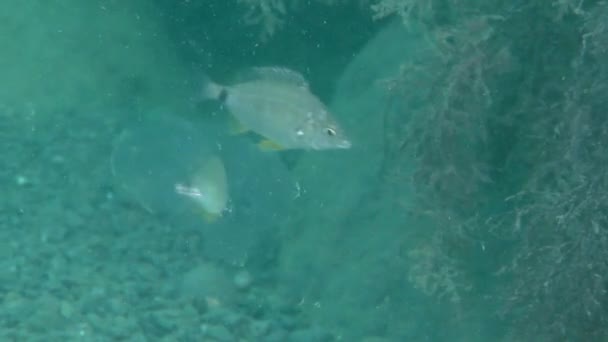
{"left": 201, "top": 67, "right": 351, "bottom": 151}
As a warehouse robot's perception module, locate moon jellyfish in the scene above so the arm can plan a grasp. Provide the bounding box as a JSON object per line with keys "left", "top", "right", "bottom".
{"left": 111, "top": 112, "right": 296, "bottom": 265}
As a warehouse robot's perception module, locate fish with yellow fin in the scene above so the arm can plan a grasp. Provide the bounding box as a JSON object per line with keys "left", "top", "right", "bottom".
{"left": 200, "top": 66, "right": 351, "bottom": 151}
{"left": 174, "top": 155, "right": 229, "bottom": 223}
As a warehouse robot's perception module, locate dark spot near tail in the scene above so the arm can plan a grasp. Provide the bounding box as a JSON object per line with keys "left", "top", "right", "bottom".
{"left": 219, "top": 88, "right": 228, "bottom": 103}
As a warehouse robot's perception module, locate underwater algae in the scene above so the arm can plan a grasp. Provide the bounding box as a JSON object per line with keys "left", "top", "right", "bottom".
{"left": 231, "top": 0, "right": 608, "bottom": 340}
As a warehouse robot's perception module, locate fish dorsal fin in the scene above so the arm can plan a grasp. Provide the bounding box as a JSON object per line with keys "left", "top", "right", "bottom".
{"left": 238, "top": 67, "right": 309, "bottom": 88}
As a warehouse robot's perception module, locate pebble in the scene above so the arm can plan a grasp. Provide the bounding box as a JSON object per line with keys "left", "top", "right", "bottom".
{"left": 205, "top": 306, "right": 243, "bottom": 328}
{"left": 144, "top": 309, "right": 178, "bottom": 336}
{"left": 15, "top": 175, "right": 29, "bottom": 186}
{"left": 233, "top": 269, "right": 253, "bottom": 290}
{"left": 60, "top": 301, "right": 75, "bottom": 319}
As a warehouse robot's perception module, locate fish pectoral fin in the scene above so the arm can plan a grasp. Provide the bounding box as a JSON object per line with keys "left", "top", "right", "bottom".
{"left": 202, "top": 210, "right": 221, "bottom": 223}
{"left": 228, "top": 117, "right": 249, "bottom": 135}
{"left": 258, "top": 139, "right": 285, "bottom": 151}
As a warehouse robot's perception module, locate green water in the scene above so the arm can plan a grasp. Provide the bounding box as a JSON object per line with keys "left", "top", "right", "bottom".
{"left": 1, "top": 1, "right": 608, "bottom": 341}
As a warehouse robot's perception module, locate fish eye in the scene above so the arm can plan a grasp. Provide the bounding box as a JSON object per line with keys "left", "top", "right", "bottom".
{"left": 326, "top": 127, "right": 336, "bottom": 136}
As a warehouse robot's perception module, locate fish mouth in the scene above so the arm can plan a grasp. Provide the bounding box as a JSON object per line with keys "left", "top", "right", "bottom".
{"left": 337, "top": 140, "right": 352, "bottom": 149}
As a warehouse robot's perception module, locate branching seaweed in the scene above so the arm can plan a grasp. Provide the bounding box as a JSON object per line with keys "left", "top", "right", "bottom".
{"left": 381, "top": 0, "right": 608, "bottom": 339}
{"left": 226, "top": 0, "right": 608, "bottom": 339}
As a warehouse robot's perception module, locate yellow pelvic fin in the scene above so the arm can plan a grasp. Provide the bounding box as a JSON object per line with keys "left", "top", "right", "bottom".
{"left": 202, "top": 210, "right": 221, "bottom": 223}
{"left": 228, "top": 117, "right": 249, "bottom": 135}
{"left": 257, "top": 139, "right": 285, "bottom": 151}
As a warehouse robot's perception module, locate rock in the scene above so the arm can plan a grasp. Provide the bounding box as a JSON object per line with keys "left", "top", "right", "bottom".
{"left": 65, "top": 210, "right": 85, "bottom": 229}
{"left": 204, "top": 306, "right": 244, "bottom": 329}
{"left": 180, "top": 262, "right": 234, "bottom": 305}
{"left": 277, "top": 19, "right": 434, "bottom": 340}
{"left": 289, "top": 327, "right": 334, "bottom": 342}
{"left": 276, "top": 314, "right": 298, "bottom": 331}
{"left": 142, "top": 309, "right": 178, "bottom": 337}
{"left": 201, "top": 324, "right": 235, "bottom": 342}
{"left": 107, "top": 315, "right": 139, "bottom": 339}
{"left": 266, "top": 328, "right": 289, "bottom": 342}
{"left": 250, "top": 319, "right": 271, "bottom": 338}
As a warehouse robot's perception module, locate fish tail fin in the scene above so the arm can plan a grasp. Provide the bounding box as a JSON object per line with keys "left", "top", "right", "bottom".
{"left": 200, "top": 74, "right": 226, "bottom": 102}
